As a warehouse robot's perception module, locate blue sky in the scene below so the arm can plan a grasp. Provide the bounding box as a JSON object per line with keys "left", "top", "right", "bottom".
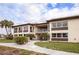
{"left": 0, "top": 3, "right": 79, "bottom": 25}
{"left": 0, "top": 3, "right": 79, "bottom": 34}
{"left": 47, "top": 3, "right": 74, "bottom": 10}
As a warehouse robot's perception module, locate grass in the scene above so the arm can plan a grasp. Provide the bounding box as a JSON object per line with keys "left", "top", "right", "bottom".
{"left": 0, "top": 45, "right": 46, "bottom": 55}
{"left": 0, "top": 39, "right": 15, "bottom": 43}
{"left": 35, "top": 41, "right": 79, "bottom": 53}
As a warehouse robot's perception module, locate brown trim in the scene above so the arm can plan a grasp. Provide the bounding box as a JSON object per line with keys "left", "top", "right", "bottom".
{"left": 47, "top": 15, "right": 79, "bottom": 22}
{"left": 36, "top": 32, "right": 47, "bottom": 35}
{"left": 12, "top": 23, "right": 34, "bottom": 27}
{"left": 12, "top": 23, "right": 48, "bottom": 27}
{"left": 12, "top": 15, "right": 79, "bottom": 27}
{"left": 51, "top": 27, "right": 68, "bottom": 30}
{"left": 52, "top": 38, "right": 68, "bottom": 41}
{"left": 35, "top": 23, "right": 47, "bottom": 25}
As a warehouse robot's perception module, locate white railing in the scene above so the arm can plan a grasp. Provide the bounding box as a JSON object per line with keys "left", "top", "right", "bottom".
{"left": 36, "top": 29, "right": 48, "bottom": 33}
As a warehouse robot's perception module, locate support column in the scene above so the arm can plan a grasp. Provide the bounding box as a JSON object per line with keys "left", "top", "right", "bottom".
{"left": 34, "top": 26, "right": 38, "bottom": 40}
{"left": 49, "top": 22, "right": 52, "bottom": 41}
{"left": 22, "top": 26, "right": 24, "bottom": 36}
{"left": 28, "top": 25, "right": 30, "bottom": 33}
{"left": 49, "top": 33, "right": 52, "bottom": 41}
{"left": 35, "top": 34, "right": 38, "bottom": 40}
{"left": 17, "top": 27, "right": 19, "bottom": 36}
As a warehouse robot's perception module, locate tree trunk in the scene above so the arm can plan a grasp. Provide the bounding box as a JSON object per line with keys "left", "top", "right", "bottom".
{"left": 5, "top": 27, "right": 9, "bottom": 35}
{"left": 9, "top": 27, "right": 12, "bottom": 34}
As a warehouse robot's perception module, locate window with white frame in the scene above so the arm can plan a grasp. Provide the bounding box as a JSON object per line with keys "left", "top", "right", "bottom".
{"left": 14, "top": 27, "right": 17, "bottom": 33}
{"left": 52, "top": 21, "right": 68, "bottom": 28}
{"left": 52, "top": 33, "right": 68, "bottom": 38}
{"left": 62, "top": 21, "right": 68, "bottom": 27}
{"left": 57, "top": 22, "right": 62, "bottom": 28}
{"left": 30, "top": 26, "right": 34, "bottom": 32}
{"left": 23, "top": 26, "right": 28, "bottom": 32}
{"left": 57, "top": 33, "right": 62, "bottom": 37}
{"left": 19, "top": 27, "right": 22, "bottom": 32}
{"left": 52, "top": 33, "right": 56, "bottom": 37}
{"left": 52, "top": 22, "right": 57, "bottom": 28}
{"left": 63, "top": 33, "right": 68, "bottom": 37}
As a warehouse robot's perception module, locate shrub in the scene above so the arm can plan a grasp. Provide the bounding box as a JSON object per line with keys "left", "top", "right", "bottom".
{"left": 5, "top": 34, "right": 13, "bottom": 40}
{"left": 14, "top": 36, "right": 28, "bottom": 45}
{"left": 36, "top": 33, "right": 49, "bottom": 41}
{"left": 26, "top": 34, "right": 35, "bottom": 40}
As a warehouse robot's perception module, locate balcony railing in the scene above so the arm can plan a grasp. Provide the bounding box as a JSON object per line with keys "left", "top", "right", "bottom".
{"left": 23, "top": 30, "right": 28, "bottom": 32}
{"left": 19, "top": 30, "right": 22, "bottom": 32}
{"left": 36, "top": 29, "right": 48, "bottom": 33}
{"left": 51, "top": 27, "right": 68, "bottom": 30}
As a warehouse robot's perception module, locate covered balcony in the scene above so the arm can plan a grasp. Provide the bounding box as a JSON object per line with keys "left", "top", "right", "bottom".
{"left": 35, "top": 23, "right": 48, "bottom": 33}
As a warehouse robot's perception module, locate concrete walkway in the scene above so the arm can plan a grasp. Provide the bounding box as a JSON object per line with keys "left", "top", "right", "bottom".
{"left": 0, "top": 41, "right": 78, "bottom": 55}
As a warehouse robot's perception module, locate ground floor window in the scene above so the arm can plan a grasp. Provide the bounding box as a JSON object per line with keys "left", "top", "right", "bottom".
{"left": 19, "top": 34, "right": 22, "bottom": 36}
{"left": 63, "top": 33, "right": 68, "bottom": 37}
{"left": 14, "top": 34, "right": 18, "bottom": 36}
{"left": 52, "top": 33, "right": 68, "bottom": 38}
{"left": 57, "top": 33, "right": 61, "bottom": 37}
{"left": 52, "top": 33, "right": 56, "bottom": 37}
{"left": 24, "top": 34, "right": 27, "bottom": 36}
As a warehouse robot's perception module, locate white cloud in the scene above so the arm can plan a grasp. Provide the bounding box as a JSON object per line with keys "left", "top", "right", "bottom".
{"left": 0, "top": 3, "right": 79, "bottom": 24}
{"left": 22, "top": 3, "right": 48, "bottom": 23}
{"left": 43, "top": 4, "right": 79, "bottom": 20}
{"left": 0, "top": 3, "right": 58, "bottom": 25}
{"left": 1, "top": 3, "right": 79, "bottom": 34}
{"left": 74, "top": 3, "right": 79, "bottom": 7}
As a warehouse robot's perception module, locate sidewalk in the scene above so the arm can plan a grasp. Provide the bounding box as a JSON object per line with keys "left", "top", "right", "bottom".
{"left": 0, "top": 41, "right": 78, "bottom": 55}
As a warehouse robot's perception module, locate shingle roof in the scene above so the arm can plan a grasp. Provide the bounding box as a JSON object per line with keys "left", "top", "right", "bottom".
{"left": 47, "top": 15, "right": 79, "bottom": 22}
{"left": 12, "top": 15, "right": 79, "bottom": 27}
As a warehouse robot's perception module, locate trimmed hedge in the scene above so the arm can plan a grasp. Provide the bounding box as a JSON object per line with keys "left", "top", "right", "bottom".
{"left": 5, "top": 34, "right": 13, "bottom": 40}
{"left": 14, "top": 36, "right": 28, "bottom": 45}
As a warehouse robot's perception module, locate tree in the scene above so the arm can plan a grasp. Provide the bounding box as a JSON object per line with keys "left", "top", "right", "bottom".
{"left": 0, "top": 20, "right": 14, "bottom": 35}
{"left": 26, "top": 34, "right": 35, "bottom": 40}
{"left": 36, "top": 33, "right": 49, "bottom": 41}
{"left": 8, "top": 21, "right": 14, "bottom": 34}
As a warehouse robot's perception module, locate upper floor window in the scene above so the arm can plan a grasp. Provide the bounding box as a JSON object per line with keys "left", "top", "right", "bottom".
{"left": 23, "top": 26, "right": 28, "bottom": 32}
{"left": 14, "top": 28, "right": 17, "bottom": 33}
{"left": 62, "top": 21, "right": 68, "bottom": 27}
{"left": 30, "top": 26, "right": 34, "bottom": 32}
{"left": 57, "top": 22, "right": 62, "bottom": 28}
{"left": 52, "top": 21, "right": 68, "bottom": 28}
{"left": 19, "top": 27, "right": 22, "bottom": 32}
{"left": 52, "top": 23, "right": 57, "bottom": 28}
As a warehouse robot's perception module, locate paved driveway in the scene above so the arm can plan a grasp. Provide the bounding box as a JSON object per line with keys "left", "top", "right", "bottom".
{"left": 0, "top": 41, "right": 78, "bottom": 55}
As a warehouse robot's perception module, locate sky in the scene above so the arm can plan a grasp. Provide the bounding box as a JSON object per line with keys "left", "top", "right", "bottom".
{"left": 0, "top": 3, "right": 79, "bottom": 25}
{"left": 0, "top": 3, "right": 79, "bottom": 34}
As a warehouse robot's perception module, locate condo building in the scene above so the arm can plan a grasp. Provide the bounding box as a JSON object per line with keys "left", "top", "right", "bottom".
{"left": 13, "top": 15, "right": 79, "bottom": 42}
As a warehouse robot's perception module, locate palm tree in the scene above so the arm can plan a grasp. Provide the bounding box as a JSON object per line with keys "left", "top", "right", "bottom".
{"left": 0, "top": 20, "right": 14, "bottom": 35}
{"left": 8, "top": 21, "right": 14, "bottom": 34}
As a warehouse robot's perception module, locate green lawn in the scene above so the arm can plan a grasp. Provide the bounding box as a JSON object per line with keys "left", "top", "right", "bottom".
{"left": 35, "top": 42, "right": 79, "bottom": 53}
{"left": 0, "top": 39, "right": 15, "bottom": 43}
{"left": 0, "top": 45, "right": 46, "bottom": 55}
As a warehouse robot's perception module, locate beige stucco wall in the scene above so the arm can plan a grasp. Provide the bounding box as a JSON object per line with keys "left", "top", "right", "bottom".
{"left": 48, "top": 21, "right": 68, "bottom": 41}
{"left": 68, "top": 18, "right": 79, "bottom": 42}
{"left": 51, "top": 30, "right": 68, "bottom": 33}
